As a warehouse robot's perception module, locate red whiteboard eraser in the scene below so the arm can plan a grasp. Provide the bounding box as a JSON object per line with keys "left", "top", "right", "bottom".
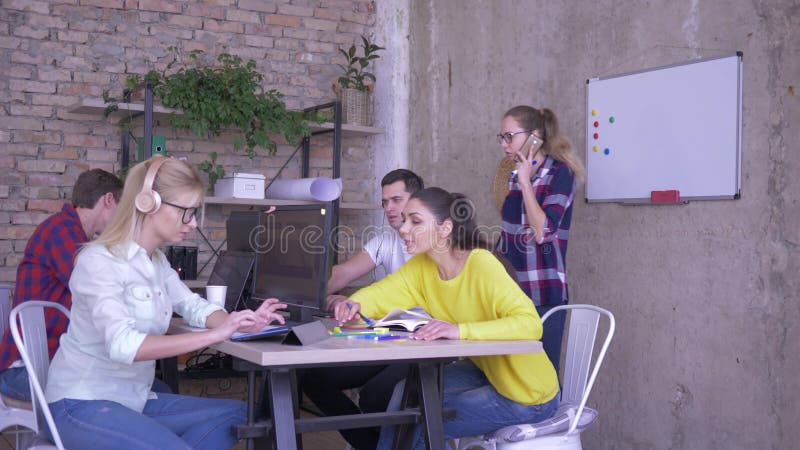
{"left": 650, "top": 190, "right": 680, "bottom": 203}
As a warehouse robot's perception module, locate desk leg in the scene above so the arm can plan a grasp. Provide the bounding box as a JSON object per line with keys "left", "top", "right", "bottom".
{"left": 160, "top": 356, "right": 179, "bottom": 394}
{"left": 246, "top": 370, "right": 257, "bottom": 450}
{"left": 268, "top": 369, "right": 297, "bottom": 450}
{"left": 418, "top": 362, "right": 445, "bottom": 450}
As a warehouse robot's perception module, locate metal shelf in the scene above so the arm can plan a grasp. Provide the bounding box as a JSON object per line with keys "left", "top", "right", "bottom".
{"left": 69, "top": 98, "right": 179, "bottom": 121}
{"left": 339, "top": 202, "right": 381, "bottom": 210}
{"left": 68, "top": 98, "right": 384, "bottom": 137}
{"left": 204, "top": 196, "right": 320, "bottom": 206}
{"left": 73, "top": 94, "right": 383, "bottom": 270}
{"left": 183, "top": 279, "right": 206, "bottom": 289}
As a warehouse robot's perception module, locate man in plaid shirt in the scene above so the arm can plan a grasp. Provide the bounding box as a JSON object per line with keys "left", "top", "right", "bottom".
{"left": 0, "top": 169, "right": 122, "bottom": 402}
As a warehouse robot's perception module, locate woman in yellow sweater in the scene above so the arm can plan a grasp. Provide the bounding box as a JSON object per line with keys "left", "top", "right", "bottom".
{"left": 334, "top": 187, "right": 559, "bottom": 449}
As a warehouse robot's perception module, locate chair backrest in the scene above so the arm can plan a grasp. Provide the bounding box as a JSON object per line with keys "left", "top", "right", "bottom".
{"left": 541, "top": 304, "right": 614, "bottom": 435}
{"left": 0, "top": 283, "right": 13, "bottom": 335}
{"left": 10, "top": 301, "right": 69, "bottom": 450}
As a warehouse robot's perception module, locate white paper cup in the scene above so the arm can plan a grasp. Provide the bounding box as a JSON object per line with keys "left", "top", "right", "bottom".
{"left": 206, "top": 285, "right": 227, "bottom": 307}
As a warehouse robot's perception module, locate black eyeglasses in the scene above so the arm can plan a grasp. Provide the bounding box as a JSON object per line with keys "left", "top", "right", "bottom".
{"left": 162, "top": 201, "right": 199, "bottom": 224}
{"left": 496, "top": 130, "right": 532, "bottom": 145}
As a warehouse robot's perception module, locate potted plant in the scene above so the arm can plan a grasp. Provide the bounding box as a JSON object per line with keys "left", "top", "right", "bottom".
{"left": 118, "top": 49, "right": 319, "bottom": 187}
{"left": 335, "top": 35, "right": 384, "bottom": 126}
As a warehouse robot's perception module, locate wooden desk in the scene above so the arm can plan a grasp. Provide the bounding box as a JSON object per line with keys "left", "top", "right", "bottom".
{"left": 169, "top": 319, "right": 542, "bottom": 450}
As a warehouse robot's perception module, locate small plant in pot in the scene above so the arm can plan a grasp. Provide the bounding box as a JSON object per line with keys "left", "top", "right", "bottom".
{"left": 335, "top": 35, "right": 384, "bottom": 126}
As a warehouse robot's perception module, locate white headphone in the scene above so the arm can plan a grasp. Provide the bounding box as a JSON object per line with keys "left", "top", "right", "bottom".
{"left": 134, "top": 156, "right": 169, "bottom": 214}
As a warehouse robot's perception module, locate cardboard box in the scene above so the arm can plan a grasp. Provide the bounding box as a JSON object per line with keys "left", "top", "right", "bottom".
{"left": 214, "top": 173, "right": 265, "bottom": 199}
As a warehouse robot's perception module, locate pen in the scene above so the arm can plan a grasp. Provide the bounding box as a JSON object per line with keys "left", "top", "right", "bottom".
{"left": 347, "top": 303, "right": 376, "bottom": 326}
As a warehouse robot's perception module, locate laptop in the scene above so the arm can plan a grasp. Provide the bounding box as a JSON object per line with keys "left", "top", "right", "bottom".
{"left": 207, "top": 251, "right": 255, "bottom": 312}
{"left": 231, "top": 324, "right": 292, "bottom": 342}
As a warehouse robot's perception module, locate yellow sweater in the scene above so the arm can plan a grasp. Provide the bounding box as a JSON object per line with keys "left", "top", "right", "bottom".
{"left": 350, "top": 249, "right": 558, "bottom": 406}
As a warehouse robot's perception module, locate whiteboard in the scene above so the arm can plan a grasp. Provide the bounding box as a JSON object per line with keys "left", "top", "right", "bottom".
{"left": 585, "top": 53, "right": 742, "bottom": 202}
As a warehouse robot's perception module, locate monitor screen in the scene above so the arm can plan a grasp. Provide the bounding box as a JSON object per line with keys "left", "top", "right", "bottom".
{"left": 249, "top": 204, "right": 333, "bottom": 323}
{"left": 227, "top": 211, "right": 260, "bottom": 253}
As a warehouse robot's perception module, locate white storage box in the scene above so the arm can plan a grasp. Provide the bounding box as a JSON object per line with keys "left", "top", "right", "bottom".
{"left": 214, "top": 173, "right": 266, "bottom": 199}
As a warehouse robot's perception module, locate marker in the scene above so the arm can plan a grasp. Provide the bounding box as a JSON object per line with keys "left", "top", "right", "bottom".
{"left": 331, "top": 327, "right": 390, "bottom": 337}
{"left": 347, "top": 334, "right": 407, "bottom": 341}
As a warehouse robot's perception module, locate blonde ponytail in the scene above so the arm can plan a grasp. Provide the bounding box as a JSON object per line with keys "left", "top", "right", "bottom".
{"left": 503, "top": 105, "right": 585, "bottom": 182}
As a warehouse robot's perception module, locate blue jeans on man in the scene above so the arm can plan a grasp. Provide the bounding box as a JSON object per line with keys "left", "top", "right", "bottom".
{"left": 0, "top": 367, "right": 31, "bottom": 401}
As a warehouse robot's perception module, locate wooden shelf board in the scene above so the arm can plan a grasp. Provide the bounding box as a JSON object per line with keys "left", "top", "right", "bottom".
{"left": 69, "top": 98, "right": 180, "bottom": 121}
{"left": 308, "top": 122, "right": 384, "bottom": 137}
{"left": 204, "top": 196, "right": 321, "bottom": 206}
{"left": 183, "top": 279, "right": 207, "bottom": 289}
{"left": 68, "top": 99, "right": 385, "bottom": 137}
{"left": 340, "top": 202, "right": 381, "bottom": 210}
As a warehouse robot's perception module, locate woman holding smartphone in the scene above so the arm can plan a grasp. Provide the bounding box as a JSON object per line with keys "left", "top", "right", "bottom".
{"left": 496, "top": 105, "right": 584, "bottom": 374}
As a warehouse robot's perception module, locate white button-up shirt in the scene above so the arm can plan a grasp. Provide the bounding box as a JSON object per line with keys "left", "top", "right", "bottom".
{"left": 45, "top": 242, "right": 223, "bottom": 412}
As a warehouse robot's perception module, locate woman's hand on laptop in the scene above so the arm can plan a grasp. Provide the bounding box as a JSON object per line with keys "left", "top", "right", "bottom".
{"left": 253, "top": 297, "right": 288, "bottom": 325}
{"left": 210, "top": 309, "right": 262, "bottom": 339}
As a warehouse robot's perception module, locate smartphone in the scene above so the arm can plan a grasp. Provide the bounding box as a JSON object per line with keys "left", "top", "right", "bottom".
{"left": 515, "top": 134, "right": 544, "bottom": 163}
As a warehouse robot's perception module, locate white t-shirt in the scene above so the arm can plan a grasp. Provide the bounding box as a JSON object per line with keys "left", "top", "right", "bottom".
{"left": 362, "top": 229, "right": 412, "bottom": 276}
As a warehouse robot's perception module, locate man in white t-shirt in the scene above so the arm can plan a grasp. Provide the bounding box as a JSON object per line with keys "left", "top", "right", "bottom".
{"left": 303, "top": 169, "right": 423, "bottom": 450}
{"left": 325, "top": 169, "right": 424, "bottom": 308}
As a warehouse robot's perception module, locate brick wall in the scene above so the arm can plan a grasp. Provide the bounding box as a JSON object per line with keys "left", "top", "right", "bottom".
{"left": 0, "top": 0, "right": 381, "bottom": 283}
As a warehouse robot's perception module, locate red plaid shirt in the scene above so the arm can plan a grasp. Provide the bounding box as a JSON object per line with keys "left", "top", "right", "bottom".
{"left": 0, "top": 204, "right": 87, "bottom": 370}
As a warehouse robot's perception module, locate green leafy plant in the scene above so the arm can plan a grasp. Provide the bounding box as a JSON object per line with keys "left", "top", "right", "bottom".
{"left": 125, "top": 49, "right": 319, "bottom": 187}
{"left": 337, "top": 35, "right": 385, "bottom": 92}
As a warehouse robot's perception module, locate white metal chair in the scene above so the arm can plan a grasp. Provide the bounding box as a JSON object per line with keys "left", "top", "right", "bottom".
{"left": 10, "top": 301, "right": 69, "bottom": 450}
{"left": 0, "top": 283, "right": 13, "bottom": 335}
{"left": 458, "top": 304, "right": 615, "bottom": 450}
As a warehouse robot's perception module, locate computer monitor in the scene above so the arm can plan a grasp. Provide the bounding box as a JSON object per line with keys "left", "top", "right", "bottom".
{"left": 248, "top": 204, "right": 334, "bottom": 324}
{"left": 227, "top": 211, "right": 261, "bottom": 253}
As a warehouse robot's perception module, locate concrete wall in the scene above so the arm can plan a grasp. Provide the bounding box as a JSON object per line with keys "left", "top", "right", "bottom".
{"left": 408, "top": 0, "right": 799, "bottom": 448}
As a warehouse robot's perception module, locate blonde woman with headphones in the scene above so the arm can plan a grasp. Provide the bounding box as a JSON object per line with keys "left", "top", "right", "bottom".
{"left": 44, "top": 156, "right": 287, "bottom": 450}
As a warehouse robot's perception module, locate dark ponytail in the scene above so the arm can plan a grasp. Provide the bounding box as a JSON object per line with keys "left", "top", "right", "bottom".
{"left": 410, "top": 187, "right": 489, "bottom": 251}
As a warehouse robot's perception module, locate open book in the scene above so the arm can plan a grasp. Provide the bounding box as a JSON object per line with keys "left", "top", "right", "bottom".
{"left": 371, "top": 307, "right": 431, "bottom": 332}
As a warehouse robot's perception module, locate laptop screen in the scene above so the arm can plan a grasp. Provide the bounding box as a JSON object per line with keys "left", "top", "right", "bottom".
{"left": 207, "top": 251, "right": 255, "bottom": 312}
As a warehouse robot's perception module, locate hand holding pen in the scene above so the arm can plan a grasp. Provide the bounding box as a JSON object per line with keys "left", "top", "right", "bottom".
{"left": 334, "top": 301, "right": 368, "bottom": 325}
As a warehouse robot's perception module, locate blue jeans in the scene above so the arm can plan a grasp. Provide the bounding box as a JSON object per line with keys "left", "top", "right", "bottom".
{"left": 0, "top": 367, "right": 32, "bottom": 401}
{"left": 0, "top": 368, "right": 173, "bottom": 402}
{"left": 49, "top": 393, "right": 246, "bottom": 450}
{"left": 378, "top": 360, "right": 559, "bottom": 450}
